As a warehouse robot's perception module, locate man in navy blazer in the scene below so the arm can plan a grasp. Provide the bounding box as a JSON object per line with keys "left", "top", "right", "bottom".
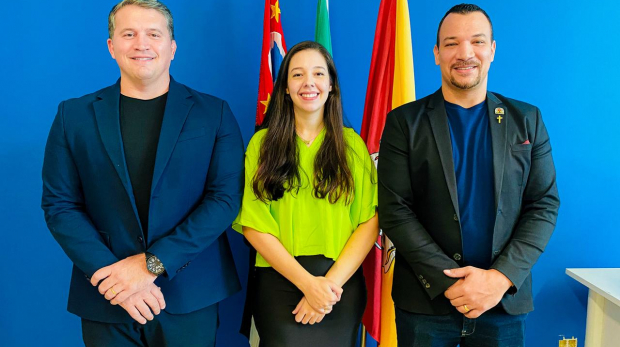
{"left": 41, "top": 1, "right": 243, "bottom": 345}
{"left": 378, "top": 4, "right": 559, "bottom": 346}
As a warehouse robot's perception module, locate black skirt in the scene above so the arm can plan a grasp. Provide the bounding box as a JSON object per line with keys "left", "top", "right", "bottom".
{"left": 252, "top": 255, "right": 366, "bottom": 347}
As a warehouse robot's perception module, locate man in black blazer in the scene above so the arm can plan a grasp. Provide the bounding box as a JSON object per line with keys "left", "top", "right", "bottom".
{"left": 41, "top": 1, "right": 243, "bottom": 346}
{"left": 378, "top": 4, "right": 559, "bottom": 346}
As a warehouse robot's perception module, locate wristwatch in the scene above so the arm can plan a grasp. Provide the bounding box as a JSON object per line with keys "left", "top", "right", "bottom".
{"left": 146, "top": 252, "right": 166, "bottom": 276}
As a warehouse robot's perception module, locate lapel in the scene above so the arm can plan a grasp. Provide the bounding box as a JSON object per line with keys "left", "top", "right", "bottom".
{"left": 93, "top": 80, "right": 138, "bottom": 209}
{"left": 426, "top": 89, "right": 460, "bottom": 219}
{"left": 151, "top": 77, "right": 194, "bottom": 194}
{"left": 426, "top": 90, "right": 507, "bottom": 215}
{"left": 486, "top": 92, "right": 507, "bottom": 211}
{"left": 93, "top": 78, "right": 194, "bottom": 232}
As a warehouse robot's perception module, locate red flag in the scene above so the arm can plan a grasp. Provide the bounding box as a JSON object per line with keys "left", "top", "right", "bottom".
{"left": 360, "top": 0, "right": 396, "bottom": 156}
{"left": 244, "top": 2, "right": 288, "bottom": 345}
{"left": 256, "top": 0, "right": 287, "bottom": 127}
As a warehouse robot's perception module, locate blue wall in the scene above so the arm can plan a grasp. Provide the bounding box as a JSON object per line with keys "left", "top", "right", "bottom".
{"left": 1, "top": 0, "right": 618, "bottom": 346}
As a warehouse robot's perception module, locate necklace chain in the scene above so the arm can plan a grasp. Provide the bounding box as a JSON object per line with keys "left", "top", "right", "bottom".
{"left": 296, "top": 127, "right": 323, "bottom": 146}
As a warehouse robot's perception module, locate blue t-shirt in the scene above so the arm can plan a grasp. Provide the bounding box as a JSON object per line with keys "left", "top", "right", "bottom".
{"left": 445, "top": 100, "right": 495, "bottom": 269}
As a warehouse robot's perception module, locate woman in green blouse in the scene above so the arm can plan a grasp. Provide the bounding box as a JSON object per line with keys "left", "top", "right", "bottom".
{"left": 233, "top": 41, "right": 379, "bottom": 347}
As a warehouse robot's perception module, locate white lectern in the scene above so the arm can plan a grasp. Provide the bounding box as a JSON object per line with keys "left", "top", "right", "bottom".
{"left": 566, "top": 268, "right": 620, "bottom": 347}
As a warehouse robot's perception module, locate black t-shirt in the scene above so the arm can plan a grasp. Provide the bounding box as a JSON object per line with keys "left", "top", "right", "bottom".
{"left": 119, "top": 93, "right": 168, "bottom": 240}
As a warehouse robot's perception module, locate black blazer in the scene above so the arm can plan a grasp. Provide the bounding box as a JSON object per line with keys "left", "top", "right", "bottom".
{"left": 378, "top": 89, "right": 559, "bottom": 315}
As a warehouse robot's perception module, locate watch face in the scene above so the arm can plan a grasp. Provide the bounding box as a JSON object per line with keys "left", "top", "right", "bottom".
{"left": 147, "top": 255, "right": 165, "bottom": 275}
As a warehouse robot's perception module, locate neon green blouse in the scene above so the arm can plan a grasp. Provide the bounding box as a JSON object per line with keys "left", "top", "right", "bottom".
{"left": 232, "top": 127, "right": 378, "bottom": 267}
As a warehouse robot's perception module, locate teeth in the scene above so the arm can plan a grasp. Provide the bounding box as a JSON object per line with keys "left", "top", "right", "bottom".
{"left": 456, "top": 66, "right": 475, "bottom": 70}
{"left": 133, "top": 58, "right": 152, "bottom": 61}
{"left": 301, "top": 93, "right": 318, "bottom": 97}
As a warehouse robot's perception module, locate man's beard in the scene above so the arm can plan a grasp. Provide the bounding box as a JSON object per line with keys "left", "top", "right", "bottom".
{"left": 449, "top": 70, "right": 481, "bottom": 90}
{"left": 449, "top": 61, "right": 482, "bottom": 90}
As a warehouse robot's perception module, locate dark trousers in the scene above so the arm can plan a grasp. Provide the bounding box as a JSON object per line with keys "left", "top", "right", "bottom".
{"left": 395, "top": 305, "right": 526, "bottom": 347}
{"left": 81, "top": 303, "right": 218, "bottom": 347}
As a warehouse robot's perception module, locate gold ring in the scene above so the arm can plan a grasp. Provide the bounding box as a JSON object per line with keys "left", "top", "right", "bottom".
{"left": 110, "top": 288, "right": 117, "bottom": 295}
{"left": 463, "top": 305, "right": 470, "bottom": 313}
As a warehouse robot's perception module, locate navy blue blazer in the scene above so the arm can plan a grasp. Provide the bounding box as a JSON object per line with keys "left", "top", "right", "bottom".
{"left": 378, "top": 90, "right": 560, "bottom": 315}
{"left": 42, "top": 78, "right": 244, "bottom": 323}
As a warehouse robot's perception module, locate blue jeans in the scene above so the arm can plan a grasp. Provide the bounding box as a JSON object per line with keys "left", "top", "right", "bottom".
{"left": 395, "top": 305, "right": 526, "bottom": 347}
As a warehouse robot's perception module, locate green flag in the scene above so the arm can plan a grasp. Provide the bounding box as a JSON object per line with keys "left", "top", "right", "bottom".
{"left": 315, "top": 0, "right": 332, "bottom": 54}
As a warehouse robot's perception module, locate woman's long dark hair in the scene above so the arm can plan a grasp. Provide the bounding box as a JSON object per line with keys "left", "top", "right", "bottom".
{"left": 252, "top": 41, "right": 354, "bottom": 204}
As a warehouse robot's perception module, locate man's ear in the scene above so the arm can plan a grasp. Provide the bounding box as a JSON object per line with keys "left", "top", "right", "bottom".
{"left": 107, "top": 38, "right": 116, "bottom": 59}
{"left": 171, "top": 40, "right": 177, "bottom": 60}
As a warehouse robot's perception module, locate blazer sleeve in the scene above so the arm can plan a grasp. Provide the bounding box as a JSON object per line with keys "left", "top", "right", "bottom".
{"left": 147, "top": 100, "right": 244, "bottom": 280}
{"left": 41, "top": 102, "right": 119, "bottom": 278}
{"left": 378, "top": 111, "right": 459, "bottom": 300}
{"left": 491, "top": 108, "right": 560, "bottom": 290}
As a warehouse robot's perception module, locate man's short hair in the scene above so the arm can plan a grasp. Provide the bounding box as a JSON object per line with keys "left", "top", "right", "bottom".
{"left": 436, "top": 4, "right": 493, "bottom": 46}
{"left": 108, "top": 0, "right": 174, "bottom": 39}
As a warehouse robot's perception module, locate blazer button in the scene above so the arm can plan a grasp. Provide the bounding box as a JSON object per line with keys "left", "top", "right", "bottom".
{"left": 493, "top": 250, "right": 500, "bottom": 255}
{"left": 418, "top": 275, "right": 424, "bottom": 280}
{"left": 453, "top": 214, "right": 458, "bottom": 221}
{"left": 137, "top": 236, "right": 144, "bottom": 243}
{"left": 425, "top": 283, "right": 431, "bottom": 289}
{"left": 453, "top": 253, "right": 462, "bottom": 261}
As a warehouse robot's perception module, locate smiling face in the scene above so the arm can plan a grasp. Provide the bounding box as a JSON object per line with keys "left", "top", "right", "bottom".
{"left": 286, "top": 49, "right": 332, "bottom": 119}
{"left": 434, "top": 11, "right": 495, "bottom": 94}
{"left": 107, "top": 5, "right": 176, "bottom": 88}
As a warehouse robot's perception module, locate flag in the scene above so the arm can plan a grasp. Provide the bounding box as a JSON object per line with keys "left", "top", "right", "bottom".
{"left": 243, "top": 2, "right": 287, "bottom": 346}
{"left": 360, "top": 0, "right": 415, "bottom": 346}
{"left": 315, "top": 0, "right": 356, "bottom": 129}
{"left": 256, "top": 0, "right": 287, "bottom": 127}
{"left": 315, "top": 0, "right": 332, "bottom": 54}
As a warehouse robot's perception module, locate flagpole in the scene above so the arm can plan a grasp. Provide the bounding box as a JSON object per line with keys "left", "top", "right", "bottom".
{"left": 361, "top": 325, "right": 367, "bottom": 347}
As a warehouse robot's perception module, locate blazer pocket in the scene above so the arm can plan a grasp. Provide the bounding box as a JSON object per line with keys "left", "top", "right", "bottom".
{"left": 178, "top": 127, "right": 206, "bottom": 142}
{"left": 511, "top": 143, "right": 532, "bottom": 152}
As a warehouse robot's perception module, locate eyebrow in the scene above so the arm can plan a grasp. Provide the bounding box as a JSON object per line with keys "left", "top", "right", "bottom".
{"left": 443, "top": 33, "right": 487, "bottom": 42}
{"left": 290, "top": 66, "right": 327, "bottom": 71}
{"left": 119, "top": 28, "right": 164, "bottom": 33}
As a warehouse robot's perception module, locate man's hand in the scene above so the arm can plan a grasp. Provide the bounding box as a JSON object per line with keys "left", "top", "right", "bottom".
{"left": 91, "top": 253, "right": 157, "bottom": 305}
{"left": 292, "top": 297, "right": 327, "bottom": 325}
{"left": 299, "top": 276, "right": 342, "bottom": 313}
{"left": 443, "top": 267, "right": 513, "bottom": 318}
{"left": 119, "top": 283, "right": 166, "bottom": 325}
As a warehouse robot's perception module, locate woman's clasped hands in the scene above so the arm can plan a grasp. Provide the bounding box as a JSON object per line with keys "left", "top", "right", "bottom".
{"left": 292, "top": 276, "right": 343, "bottom": 325}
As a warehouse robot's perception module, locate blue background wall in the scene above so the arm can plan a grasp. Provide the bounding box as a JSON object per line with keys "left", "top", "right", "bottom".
{"left": 1, "top": 0, "right": 618, "bottom": 346}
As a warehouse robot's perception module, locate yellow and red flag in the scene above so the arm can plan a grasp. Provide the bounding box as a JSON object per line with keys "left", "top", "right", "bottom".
{"left": 360, "top": 0, "right": 415, "bottom": 345}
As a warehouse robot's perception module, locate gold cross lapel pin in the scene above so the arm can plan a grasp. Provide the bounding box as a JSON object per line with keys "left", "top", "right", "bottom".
{"left": 495, "top": 107, "right": 505, "bottom": 124}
